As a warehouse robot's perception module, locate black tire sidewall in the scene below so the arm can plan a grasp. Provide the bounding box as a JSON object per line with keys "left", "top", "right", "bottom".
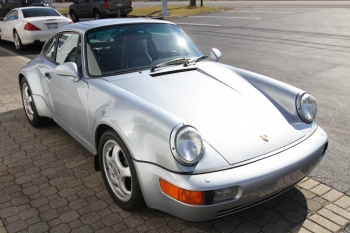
{"left": 70, "top": 11, "right": 79, "bottom": 22}
{"left": 98, "top": 130, "right": 143, "bottom": 210}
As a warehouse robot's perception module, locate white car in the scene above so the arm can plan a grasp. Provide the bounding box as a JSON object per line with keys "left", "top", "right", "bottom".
{"left": 0, "top": 7, "right": 72, "bottom": 50}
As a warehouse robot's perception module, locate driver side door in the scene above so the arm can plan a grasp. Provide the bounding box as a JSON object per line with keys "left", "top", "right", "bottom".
{"left": 44, "top": 32, "right": 94, "bottom": 153}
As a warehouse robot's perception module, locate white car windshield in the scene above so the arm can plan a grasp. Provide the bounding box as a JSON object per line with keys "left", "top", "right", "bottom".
{"left": 85, "top": 23, "right": 203, "bottom": 76}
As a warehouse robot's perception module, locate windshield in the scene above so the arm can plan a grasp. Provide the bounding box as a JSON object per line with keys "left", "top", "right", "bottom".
{"left": 85, "top": 23, "right": 202, "bottom": 76}
{"left": 22, "top": 8, "right": 60, "bottom": 17}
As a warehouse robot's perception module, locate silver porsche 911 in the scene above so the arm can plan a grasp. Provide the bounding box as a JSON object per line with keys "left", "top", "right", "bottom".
{"left": 19, "top": 18, "right": 328, "bottom": 222}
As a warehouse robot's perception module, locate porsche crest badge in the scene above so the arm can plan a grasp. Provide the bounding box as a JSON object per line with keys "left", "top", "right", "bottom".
{"left": 260, "top": 134, "right": 269, "bottom": 142}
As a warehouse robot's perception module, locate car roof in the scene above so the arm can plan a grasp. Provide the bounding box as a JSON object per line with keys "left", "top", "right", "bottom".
{"left": 58, "top": 18, "right": 176, "bottom": 33}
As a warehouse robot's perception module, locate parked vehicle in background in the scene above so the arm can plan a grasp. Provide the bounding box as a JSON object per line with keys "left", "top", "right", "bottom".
{"left": 0, "top": 7, "right": 72, "bottom": 50}
{"left": 22, "top": 0, "right": 47, "bottom": 7}
{"left": 69, "top": 0, "right": 132, "bottom": 22}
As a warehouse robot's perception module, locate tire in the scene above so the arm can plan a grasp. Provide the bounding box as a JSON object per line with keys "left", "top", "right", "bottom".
{"left": 70, "top": 10, "right": 79, "bottom": 23}
{"left": 94, "top": 10, "right": 102, "bottom": 20}
{"left": 13, "top": 31, "right": 24, "bottom": 51}
{"left": 98, "top": 130, "right": 144, "bottom": 210}
{"left": 20, "top": 77, "right": 44, "bottom": 127}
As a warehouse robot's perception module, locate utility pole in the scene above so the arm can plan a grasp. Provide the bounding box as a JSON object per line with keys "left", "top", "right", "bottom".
{"left": 159, "top": 0, "right": 169, "bottom": 17}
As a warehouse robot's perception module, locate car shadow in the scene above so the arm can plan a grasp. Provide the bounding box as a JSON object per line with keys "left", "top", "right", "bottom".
{"left": 0, "top": 42, "right": 43, "bottom": 59}
{"left": 0, "top": 108, "right": 308, "bottom": 232}
{"left": 132, "top": 187, "right": 308, "bottom": 232}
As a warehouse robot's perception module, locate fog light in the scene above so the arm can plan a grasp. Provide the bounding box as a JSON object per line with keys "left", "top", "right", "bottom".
{"left": 213, "top": 186, "right": 238, "bottom": 203}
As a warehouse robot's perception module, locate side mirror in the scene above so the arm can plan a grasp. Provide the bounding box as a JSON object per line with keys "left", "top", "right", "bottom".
{"left": 209, "top": 48, "right": 221, "bottom": 62}
{"left": 55, "top": 62, "right": 80, "bottom": 82}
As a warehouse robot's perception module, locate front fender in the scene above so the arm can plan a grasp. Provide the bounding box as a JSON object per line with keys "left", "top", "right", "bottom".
{"left": 220, "top": 64, "right": 304, "bottom": 123}
{"left": 88, "top": 79, "right": 229, "bottom": 174}
{"left": 20, "top": 60, "right": 53, "bottom": 118}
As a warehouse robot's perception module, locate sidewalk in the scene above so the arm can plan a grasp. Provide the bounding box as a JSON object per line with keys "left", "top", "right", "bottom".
{"left": 0, "top": 47, "right": 349, "bottom": 233}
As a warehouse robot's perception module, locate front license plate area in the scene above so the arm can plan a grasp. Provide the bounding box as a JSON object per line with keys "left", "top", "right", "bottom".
{"left": 47, "top": 23, "right": 58, "bottom": 29}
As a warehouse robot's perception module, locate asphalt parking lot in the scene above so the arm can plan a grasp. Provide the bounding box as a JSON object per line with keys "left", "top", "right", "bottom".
{"left": 1, "top": 3, "right": 350, "bottom": 233}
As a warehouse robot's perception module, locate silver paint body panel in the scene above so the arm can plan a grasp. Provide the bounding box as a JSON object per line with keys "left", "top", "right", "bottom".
{"left": 19, "top": 18, "right": 328, "bottom": 221}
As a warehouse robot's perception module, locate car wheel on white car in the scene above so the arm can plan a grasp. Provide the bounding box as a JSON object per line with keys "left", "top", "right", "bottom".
{"left": 13, "top": 31, "right": 24, "bottom": 51}
{"left": 98, "top": 130, "right": 144, "bottom": 210}
{"left": 21, "top": 78, "right": 44, "bottom": 127}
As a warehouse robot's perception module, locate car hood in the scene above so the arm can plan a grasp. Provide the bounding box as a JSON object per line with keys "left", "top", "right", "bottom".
{"left": 104, "top": 62, "right": 305, "bottom": 164}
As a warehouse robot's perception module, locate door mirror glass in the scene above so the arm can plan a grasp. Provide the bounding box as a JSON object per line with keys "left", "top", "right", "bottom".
{"left": 55, "top": 62, "right": 80, "bottom": 82}
{"left": 210, "top": 48, "right": 222, "bottom": 62}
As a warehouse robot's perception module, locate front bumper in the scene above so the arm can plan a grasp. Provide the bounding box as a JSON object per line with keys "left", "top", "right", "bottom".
{"left": 134, "top": 126, "right": 328, "bottom": 222}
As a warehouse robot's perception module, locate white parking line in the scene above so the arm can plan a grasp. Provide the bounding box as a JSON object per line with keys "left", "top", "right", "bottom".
{"left": 176, "top": 23, "right": 221, "bottom": 27}
{"left": 189, "top": 16, "right": 261, "bottom": 20}
{"left": 224, "top": 10, "right": 295, "bottom": 14}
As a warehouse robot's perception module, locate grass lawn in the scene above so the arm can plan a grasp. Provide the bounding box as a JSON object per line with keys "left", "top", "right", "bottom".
{"left": 58, "top": 5, "right": 231, "bottom": 18}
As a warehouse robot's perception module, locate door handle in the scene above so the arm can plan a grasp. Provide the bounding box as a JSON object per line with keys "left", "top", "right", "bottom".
{"left": 45, "top": 72, "right": 51, "bottom": 80}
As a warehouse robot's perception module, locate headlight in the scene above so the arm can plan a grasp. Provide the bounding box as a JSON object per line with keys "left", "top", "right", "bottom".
{"left": 296, "top": 92, "right": 317, "bottom": 123}
{"left": 170, "top": 124, "right": 203, "bottom": 166}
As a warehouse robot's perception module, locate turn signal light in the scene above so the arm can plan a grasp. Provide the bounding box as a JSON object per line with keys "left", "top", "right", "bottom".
{"left": 104, "top": 0, "right": 108, "bottom": 9}
{"left": 24, "top": 23, "right": 41, "bottom": 31}
{"left": 159, "top": 179, "right": 203, "bottom": 205}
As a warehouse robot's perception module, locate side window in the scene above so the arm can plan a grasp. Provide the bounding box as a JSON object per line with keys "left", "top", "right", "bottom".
{"left": 55, "top": 33, "right": 80, "bottom": 64}
{"left": 42, "top": 36, "right": 57, "bottom": 62}
{"left": 5, "top": 10, "right": 18, "bottom": 21}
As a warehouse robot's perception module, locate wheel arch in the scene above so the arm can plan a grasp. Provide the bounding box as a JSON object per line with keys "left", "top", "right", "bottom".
{"left": 12, "top": 28, "right": 18, "bottom": 39}
{"left": 93, "top": 8, "right": 102, "bottom": 18}
{"left": 18, "top": 73, "right": 25, "bottom": 89}
{"left": 19, "top": 70, "right": 53, "bottom": 119}
{"left": 94, "top": 123, "right": 137, "bottom": 175}
{"left": 95, "top": 123, "right": 115, "bottom": 153}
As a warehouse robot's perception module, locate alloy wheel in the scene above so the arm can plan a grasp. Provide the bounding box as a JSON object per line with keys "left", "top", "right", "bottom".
{"left": 22, "top": 83, "right": 34, "bottom": 121}
{"left": 14, "top": 32, "right": 20, "bottom": 50}
{"left": 103, "top": 139, "right": 132, "bottom": 202}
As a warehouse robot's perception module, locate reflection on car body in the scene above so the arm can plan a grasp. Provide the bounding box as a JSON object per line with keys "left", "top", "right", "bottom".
{"left": 18, "top": 19, "right": 328, "bottom": 222}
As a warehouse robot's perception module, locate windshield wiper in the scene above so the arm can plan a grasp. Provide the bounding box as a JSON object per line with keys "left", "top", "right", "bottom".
{"left": 151, "top": 58, "right": 188, "bottom": 72}
{"left": 184, "top": 55, "right": 208, "bottom": 67}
